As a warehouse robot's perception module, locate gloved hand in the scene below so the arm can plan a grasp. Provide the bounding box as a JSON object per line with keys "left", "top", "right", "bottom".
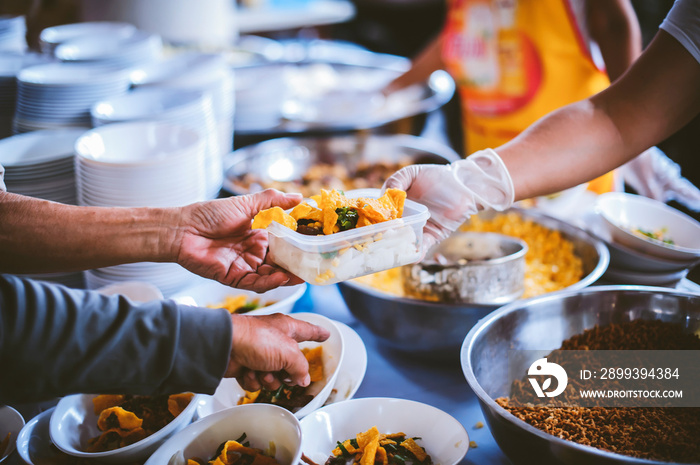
{"left": 383, "top": 149, "right": 515, "bottom": 253}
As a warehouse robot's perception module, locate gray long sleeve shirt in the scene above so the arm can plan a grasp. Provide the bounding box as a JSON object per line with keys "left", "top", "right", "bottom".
{"left": 0, "top": 274, "right": 232, "bottom": 404}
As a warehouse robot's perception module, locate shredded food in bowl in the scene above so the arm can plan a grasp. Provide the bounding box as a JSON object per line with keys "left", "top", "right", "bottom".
{"left": 353, "top": 212, "right": 584, "bottom": 299}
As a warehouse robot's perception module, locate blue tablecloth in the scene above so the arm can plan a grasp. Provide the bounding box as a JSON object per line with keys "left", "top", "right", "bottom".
{"left": 293, "top": 284, "right": 512, "bottom": 465}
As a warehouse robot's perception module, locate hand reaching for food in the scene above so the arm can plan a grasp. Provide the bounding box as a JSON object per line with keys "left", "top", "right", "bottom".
{"left": 225, "top": 313, "right": 330, "bottom": 391}
{"left": 383, "top": 149, "right": 515, "bottom": 253}
{"left": 174, "top": 189, "right": 305, "bottom": 293}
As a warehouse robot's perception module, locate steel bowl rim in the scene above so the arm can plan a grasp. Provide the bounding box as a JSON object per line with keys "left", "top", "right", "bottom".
{"left": 460, "top": 284, "right": 700, "bottom": 465}
{"left": 223, "top": 133, "right": 461, "bottom": 196}
{"left": 419, "top": 232, "right": 528, "bottom": 269}
{"left": 234, "top": 61, "right": 456, "bottom": 135}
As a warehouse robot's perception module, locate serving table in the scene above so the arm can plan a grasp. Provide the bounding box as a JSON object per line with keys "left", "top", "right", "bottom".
{"left": 7, "top": 278, "right": 700, "bottom": 465}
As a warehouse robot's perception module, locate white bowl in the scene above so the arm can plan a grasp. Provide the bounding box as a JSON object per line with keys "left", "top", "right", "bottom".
{"left": 580, "top": 208, "right": 697, "bottom": 272}
{"left": 199, "top": 312, "right": 344, "bottom": 419}
{"left": 145, "top": 404, "right": 302, "bottom": 465}
{"left": 0, "top": 405, "right": 25, "bottom": 462}
{"left": 91, "top": 87, "right": 205, "bottom": 123}
{"left": 16, "top": 407, "right": 53, "bottom": 465}
{"left": 74, "top": 121, "right": 203, "bottom": 166}
{"left": 299, "top": 397, "right": 469, "bottom": 465}
{"left": 49, "top": 393, "right": 201, "bottom": 463}
{"left": 170, "top": 280, "right": 306, "bottom": 315}
{"left": 596, "top": 192, "right": 700, "bottom": 261}
{"left": 39, "top": 22, "right": 137, "bottom": 52}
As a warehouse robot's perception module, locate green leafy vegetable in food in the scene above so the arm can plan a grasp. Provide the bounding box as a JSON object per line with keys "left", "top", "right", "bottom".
{"left": 633, "top": 227, "right": 675, "bottom": 245}
{"left": 335, "top": 207, "right": 359, "bottom": 231}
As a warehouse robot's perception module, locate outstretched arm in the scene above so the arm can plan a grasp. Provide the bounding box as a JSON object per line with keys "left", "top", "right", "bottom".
{"left": 498, "top": 30, "right": 700, "bottom": 201}
{"left": 0, "top": 189, "right": 303, "bottom": 292}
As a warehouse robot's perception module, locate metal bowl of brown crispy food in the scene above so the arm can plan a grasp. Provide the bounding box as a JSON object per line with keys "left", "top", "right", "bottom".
{"left": 337, "top": 208, "right": 609, "bottom": 360}
{"left": 222, "top": 133, "right": 460, "bottom": 196}
{"left": 461, "top": 285, "right": 700, "bottom": 465}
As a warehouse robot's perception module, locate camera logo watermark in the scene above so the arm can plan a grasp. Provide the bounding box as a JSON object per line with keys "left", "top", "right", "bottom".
{"left": 528, "top": 357, "right": 568, "bottom": 398}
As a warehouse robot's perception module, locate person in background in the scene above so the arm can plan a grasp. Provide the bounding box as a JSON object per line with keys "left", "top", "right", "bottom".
{"left": 0, "top": 183, "right": 330, "bottom": 404}
{"left": 386, "top": 0, "right": 642, "bottom": 195}
{"left": 384, "top": 0, "right": 700, "bottom": 252}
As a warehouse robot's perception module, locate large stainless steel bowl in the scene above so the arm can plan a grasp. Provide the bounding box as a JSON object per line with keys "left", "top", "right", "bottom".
{"left": 460, "top": 285, "right": 700, "bottom": 465}
{"left": 337, "top": 208, "right": 609, "bottom": 360}
{"left": 223, "top": 133, "right": 460, "bottom": 195}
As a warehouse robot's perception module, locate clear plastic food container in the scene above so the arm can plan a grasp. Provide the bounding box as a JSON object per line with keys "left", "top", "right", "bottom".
{"left": 266, "top": 188, "right": 430, "bottom": 285}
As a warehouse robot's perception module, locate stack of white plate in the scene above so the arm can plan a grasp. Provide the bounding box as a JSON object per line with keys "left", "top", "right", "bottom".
{"left": 74, "top": 121, "right": 207, "bottom": 207}
{"left": 0, "top": 129, "right": 83, "bottom": 204}
{"left": 14, "top": 62, "right": 131, "bottom": 133}
{"left": 1, "top": 129, "right": 87, "bottom": 289}
{"left": 75, "top": 121, "right": 207, "bottom": 295}
{"left": 55, "top": 30, "right": 162, "bottom": 69}
{"left": 0, "top": 15, "right": 26, "bottom": 53}
{"left": 131, "top": 52, "right": 235, "bottom": 171}
{"left": 0, "top": 52, "right": 51, "bottom": 137}
{"left": 91, "top": 87, "right": 222, "bottom": 199}
{"left": 39, "top": 21, "right": 137, "bottom": 55}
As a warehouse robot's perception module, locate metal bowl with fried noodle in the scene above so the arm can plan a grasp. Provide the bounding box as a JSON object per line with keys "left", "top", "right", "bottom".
{"left": 460, "top": 285, "right": 700, "bottom": 465}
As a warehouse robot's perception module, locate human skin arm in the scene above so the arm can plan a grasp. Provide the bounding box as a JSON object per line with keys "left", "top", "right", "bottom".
{"left": 498, "top": 30, "right": 700, "bottom": 201}
{"left": 0, "top": 189, "right": 303, "bottom": 292}
{"left": 384, "top": 35, "right": 444, "bottom": 93}
{"left": 586, "top": 0, "right": 642, "bottom": 82}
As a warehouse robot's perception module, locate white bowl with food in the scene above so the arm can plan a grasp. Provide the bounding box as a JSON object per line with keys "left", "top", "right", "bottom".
{"left": 199, "top": 312, "right": 344, "bottom": 419}
{"left": 170, "top": 280, "right": 306, "bottom": 315}
{"left": 596, "top": 192, "right": 700, "bottom": 261}
{"left": 0, "top": 406, "right": 24, "bottom": 462}
{"left": 299, "top": 397, "right": 469, "bottom": 465}
{"left": 145, "top": 403, "right": 302, "bottom": 465}
{"left": 49, "top": 392, "right": 201, "bottom": 463}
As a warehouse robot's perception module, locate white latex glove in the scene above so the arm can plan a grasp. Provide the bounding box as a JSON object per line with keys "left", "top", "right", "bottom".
{"left": 383, "top": 148, "right": 515, "bottom": 253}
{"left": 620, "top": 146, "right": 700, "bottom": 211}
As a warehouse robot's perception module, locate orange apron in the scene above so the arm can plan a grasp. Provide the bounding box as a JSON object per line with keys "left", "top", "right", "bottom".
{"left": 442, "top": 0, "right": 615, "bottom": 193}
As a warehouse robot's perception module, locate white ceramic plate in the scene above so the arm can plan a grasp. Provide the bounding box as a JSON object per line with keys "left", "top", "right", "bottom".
{"left": 299, "top": 398, "right": 469, "bottom": 465}
{"left": 603, "top": 266, "right": 689, "bottom": 287}
{"left": 195, "top": 312, "right": 345, "bottom": 420}
{"left": 39, "top": 22, "right": 137, "bottom": 50}
{"left": 18, "top": 62, "right": 132, "bottom": 86}
{"left": 96, "top": 281, "right": 164, "bottom": 302}
{"left": 0, "top": 129, "right": 84, "bottom": 167}
{"left": 324, "top": 321, "right": 367, "bottom": 404}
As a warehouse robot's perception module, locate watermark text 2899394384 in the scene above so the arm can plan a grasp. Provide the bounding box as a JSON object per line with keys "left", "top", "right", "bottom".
{"left": 510, "top": 350, "right": 699, "bottom": 407}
